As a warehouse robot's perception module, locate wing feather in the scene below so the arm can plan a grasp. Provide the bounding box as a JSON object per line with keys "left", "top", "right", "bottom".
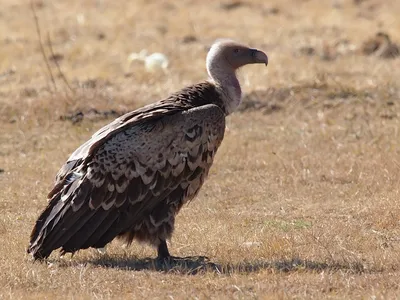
{"left": 80, "top": 211, "right": 121, "bottom": 249}
{"left": 62, "top": 208, "right": 111, "bottom": 253}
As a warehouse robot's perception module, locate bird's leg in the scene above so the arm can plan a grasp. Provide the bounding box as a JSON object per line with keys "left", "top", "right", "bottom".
{"left": 155, "top": 239, "right": 213, "bottom": 271}
{"left": 156, "top": 240, "right": 208, "bottom": 263}
{"left": 157, "top": 239, "right": 171, "bottom": 260}
{"left": 156, "top": 240, "right": 190, "bottom": 262}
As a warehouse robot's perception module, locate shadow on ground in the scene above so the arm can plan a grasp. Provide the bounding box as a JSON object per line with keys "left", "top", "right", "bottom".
{"left": 87, "top": 256, "right": 366, "bottom": 275}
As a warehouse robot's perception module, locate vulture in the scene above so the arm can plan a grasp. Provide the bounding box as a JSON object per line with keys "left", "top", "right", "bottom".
{"left": 28, "top": 39, "right": 268, "bottom": 261}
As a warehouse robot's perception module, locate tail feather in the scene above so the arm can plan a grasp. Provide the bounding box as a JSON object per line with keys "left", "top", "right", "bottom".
{"left": 29, "top": 176, "right": 82, "bottom": 249}
{"left": 28, "top": 195, "right": 72, "bottom": 259}
{"left": 27, "top": 176, "right": 95, "bottom": 260}
{"left": 41, "top": 205, "right": 95, "bottom": 257}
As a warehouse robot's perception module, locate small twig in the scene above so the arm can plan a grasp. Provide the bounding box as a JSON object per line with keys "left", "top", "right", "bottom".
{"left": 31, "top": 0, "right": 57, "bottom": 93}
{"left": 47, "top": 33, "right": 75, "bottom": 95}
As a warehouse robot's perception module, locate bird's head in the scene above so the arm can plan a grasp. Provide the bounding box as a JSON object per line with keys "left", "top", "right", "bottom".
{"left": 206, "top": 39, "right": 268, "bottom": 72}
{"left": 206, "top": 39, "right": 268, "bottom": 115}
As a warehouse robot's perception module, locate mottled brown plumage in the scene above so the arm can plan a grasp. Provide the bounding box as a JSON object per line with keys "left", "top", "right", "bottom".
{"left": 28, "top": 39, "right": 268, "bottom": 260}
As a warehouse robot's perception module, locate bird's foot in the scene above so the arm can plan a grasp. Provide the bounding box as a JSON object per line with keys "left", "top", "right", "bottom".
{"left": 156, "top": 240, "right": 210, "bottom": 268}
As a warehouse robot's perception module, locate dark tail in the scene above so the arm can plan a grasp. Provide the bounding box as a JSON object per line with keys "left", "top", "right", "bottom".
{"left": 27, "top": 172, "right": 127, "bottom": 260}
{"left": 28, "top": 194, "right": 68, "bottom": 259}
{"left": 27, "top": 173, "right": 93, "bottom": 260}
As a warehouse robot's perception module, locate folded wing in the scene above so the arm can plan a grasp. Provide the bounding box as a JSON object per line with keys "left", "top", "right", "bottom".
{"left": 28, "top": 103, "right": 225, "bottom": 259}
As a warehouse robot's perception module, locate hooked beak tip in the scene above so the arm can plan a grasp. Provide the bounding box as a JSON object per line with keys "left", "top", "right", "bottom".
{"left": 254, "top": 49, "right": 268, "bottom": 66}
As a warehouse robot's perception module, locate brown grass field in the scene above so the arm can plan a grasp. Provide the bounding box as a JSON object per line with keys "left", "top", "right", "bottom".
{"left": 1, "top": 0, "right": 400, "bottom": 298}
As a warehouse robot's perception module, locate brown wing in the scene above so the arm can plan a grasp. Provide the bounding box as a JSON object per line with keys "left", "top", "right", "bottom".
{"left": 49, "top": 100, "right": 192, "bottom": 194}
{"left": 28, "top": 104, "right": 225, "bottom": 259}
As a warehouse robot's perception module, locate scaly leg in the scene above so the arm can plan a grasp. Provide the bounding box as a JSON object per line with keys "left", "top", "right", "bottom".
{"left": 157, "top": 239, "right": 171, "bottom": 260}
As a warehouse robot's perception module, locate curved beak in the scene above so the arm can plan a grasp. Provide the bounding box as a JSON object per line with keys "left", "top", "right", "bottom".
{"left": 250, "top": 49, "right": 268, "bottom": 66}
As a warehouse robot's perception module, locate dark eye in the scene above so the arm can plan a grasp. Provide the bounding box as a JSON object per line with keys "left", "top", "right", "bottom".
{"left": 233, "top": 48, "right": 240, "bottom": 54}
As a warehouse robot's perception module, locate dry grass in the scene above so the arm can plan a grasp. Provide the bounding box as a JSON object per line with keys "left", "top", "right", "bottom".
{"left": 1, "top": 0, "right": 400, "bottom": 299}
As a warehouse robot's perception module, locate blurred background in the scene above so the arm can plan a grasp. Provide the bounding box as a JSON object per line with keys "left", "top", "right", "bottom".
{"left": 1, "top": 0, "right": 399, "bottom": 122}
{"left": 1, "top": 1, "right": 400, "bottom": 298}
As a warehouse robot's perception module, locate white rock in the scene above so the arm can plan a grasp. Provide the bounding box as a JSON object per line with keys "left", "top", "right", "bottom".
{"left": 128, "top": 50, "right": 169, "bottom": 73}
